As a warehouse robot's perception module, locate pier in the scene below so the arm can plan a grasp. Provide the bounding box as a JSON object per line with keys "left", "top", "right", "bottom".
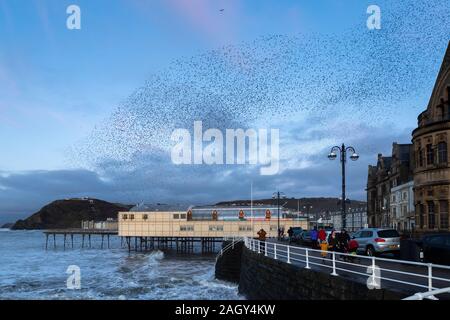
{"left": 44, "top": 229, "right": 117, "bottom": 250}
{"left": 44, "top": 229, "right": 224, "bottom": 253}
{"left": 122, "top": 236, "right": 222, "bottom": 253}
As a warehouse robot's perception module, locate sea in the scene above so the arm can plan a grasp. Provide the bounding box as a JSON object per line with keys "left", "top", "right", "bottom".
{"left": 0, "top": 229, "right": 242, "bottom": 300}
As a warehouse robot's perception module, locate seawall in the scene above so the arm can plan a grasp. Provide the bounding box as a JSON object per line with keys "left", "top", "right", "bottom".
{"left": 215, "top": 241, "right": 244, "bottom": 283}
{"left": 215, "top": 242, "right": 407, "bottom": 300}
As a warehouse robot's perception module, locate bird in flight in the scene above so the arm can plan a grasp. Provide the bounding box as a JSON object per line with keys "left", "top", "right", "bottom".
{"left": 219, "top": 9, "right": 224, "bottom": 12}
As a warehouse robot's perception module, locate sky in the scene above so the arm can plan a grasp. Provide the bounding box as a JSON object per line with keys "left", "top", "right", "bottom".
{"left": 0, "top": 0, "right": 449, "bottom": 222}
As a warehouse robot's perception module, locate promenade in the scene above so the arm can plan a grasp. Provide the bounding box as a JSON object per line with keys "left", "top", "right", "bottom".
{"left": 246, "top": 238, "right": 450, "bottom": 299}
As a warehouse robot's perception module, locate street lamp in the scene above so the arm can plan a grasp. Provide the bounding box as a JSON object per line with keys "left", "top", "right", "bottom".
{"left": 272, "top": 191, "right": 287, "bottom": 240}
{"left": 303, "top": 204, "right": 313, "bottom": 228}
{"left": 328, "top": 143, "right": 359, "bottom": 230}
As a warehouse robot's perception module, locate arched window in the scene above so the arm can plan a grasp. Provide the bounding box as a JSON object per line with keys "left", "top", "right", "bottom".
{"left": 438, "top": 142, "right": 448, "bottom": 164}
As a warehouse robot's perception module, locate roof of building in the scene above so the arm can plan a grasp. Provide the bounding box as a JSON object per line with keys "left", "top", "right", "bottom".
{"left": 130, "top": 203, "right": 187, "bottom": 212}
{"left": 394, "top": 144, "right": 412, "bottom": 161}
{"left": 426, "top": 41, "right": 450, "bottom": 111}
{"left": 189, "top": 205, "right": 283, "bottom": 211}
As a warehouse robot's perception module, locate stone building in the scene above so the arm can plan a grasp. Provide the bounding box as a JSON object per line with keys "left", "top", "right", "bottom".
{"left": 412, "top": 43, "right": 450, "bottom": 233}
{"left": 366, "top": 143, "right": 414, "bottom": 228}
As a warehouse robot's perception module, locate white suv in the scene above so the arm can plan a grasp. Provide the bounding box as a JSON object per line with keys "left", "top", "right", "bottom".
{"left": 352, "top": 228, "right": 401, "bottom": 256}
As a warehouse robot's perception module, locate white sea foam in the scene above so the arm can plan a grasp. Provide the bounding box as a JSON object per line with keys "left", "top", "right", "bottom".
{"left": 0, "top": 231, "right": 241, "bottom": 300}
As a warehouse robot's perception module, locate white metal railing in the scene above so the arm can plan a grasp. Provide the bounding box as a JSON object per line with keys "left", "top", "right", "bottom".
{"left": 216, "top": 237, "right": 243, "bottom": 261}
{"left": 244, "top": 237, "right": 450, "bottom": 298}
{"left": 403, "top": 287, "right": 450, "bottom": 300}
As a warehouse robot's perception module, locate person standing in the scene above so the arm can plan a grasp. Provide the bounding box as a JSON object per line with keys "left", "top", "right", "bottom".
{"left": 318, "top": 227, "right": 326, "bottom": 243}
{"left": 340, "top": 229, "right": 350, "bottom": 251}
{"left": 318, "top": 227, "right": 328, "bottom": 260}
{"left": 328, "top": 230, "right": 338, "bottom": 252}
{"left": 257, "top": 228, "right": 267, "bottom": 254}
{"left": 287, "top": 227, "right": 293, "bottom": 243}
{"left": 311, "top": 227, "right": 318, "bottom": 249}
{"left": 347, "top": 238, "right": 359, "bottom": 262}
{"left": 337, "top": 229, "right": 350, "bottom": 261}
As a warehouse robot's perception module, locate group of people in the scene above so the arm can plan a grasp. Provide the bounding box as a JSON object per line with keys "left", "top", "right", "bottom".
{"left": 324, "top": 228, "right": 359, "bottom": 261}
{"left": 301, "top": 227, "right": 360, "bottom": 261}
{"left": 258, "top": 226, "right": 359, "bottom": 261}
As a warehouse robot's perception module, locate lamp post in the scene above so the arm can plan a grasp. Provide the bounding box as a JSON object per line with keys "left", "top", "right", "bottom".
{"left": 273, "top": 191, "right": 286, "bottom": 240}
{"left": 328, "top": 143, "right": 359, "bottom": 230}
{"left": 303, "top": 204, "right": 313, "bottom": 228}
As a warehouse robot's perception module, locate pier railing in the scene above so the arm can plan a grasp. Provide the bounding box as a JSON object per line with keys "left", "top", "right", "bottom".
{"left": 216, "top": 237, "right": 243, "bottom": 261}
{"left": 244, "top": 237, "right": 450, "bottom": 299}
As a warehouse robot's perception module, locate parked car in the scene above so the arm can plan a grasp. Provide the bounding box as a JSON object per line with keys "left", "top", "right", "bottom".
{"left": 351, "top": 228, "right": 400, "bottom": 256}
{"left": 289, "top": 227, "right": 303, "bottom": 243}
{"left": 420, "top": 233, "right": 450, "bottom": 265}
{"left": 300, "top": 230, "right": 312, "bottom": 244}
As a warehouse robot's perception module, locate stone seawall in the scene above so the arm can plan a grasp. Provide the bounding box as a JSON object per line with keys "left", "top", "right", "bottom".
{"left": 214, "top": 241, "right": 244, "bottom": 283}
{"left": 215, "top": 243, "right": 407, "bottom": 300}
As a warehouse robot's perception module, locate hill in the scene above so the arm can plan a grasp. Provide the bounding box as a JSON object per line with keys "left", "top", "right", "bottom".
{"left": 11, "top": 198, "right": 132, "bottom": 230}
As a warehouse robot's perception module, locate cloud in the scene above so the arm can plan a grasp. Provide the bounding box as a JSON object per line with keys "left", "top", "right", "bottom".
{"left": 0, "top": 117, "right": 413, "bottom": 221}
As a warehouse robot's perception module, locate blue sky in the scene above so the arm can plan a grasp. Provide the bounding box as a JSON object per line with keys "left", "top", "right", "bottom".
{"left": 0, "top": 0, "right": 449, "bottom": 222}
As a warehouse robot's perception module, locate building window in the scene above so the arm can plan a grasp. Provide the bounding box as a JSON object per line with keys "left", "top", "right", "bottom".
{"left": 209, "top": 225, "right": 224, "bottom": 231}
{"left": 418, "top": 148, "right": 424, "bottom": 167}
{"left": 173, "top": 214, "right": 180, "bottom": 219}
{"left": 239, "top": 225, "right": 253, "bottom": 231}
{"left": 129, "top": 214, "right": 134, "bottom": 220}
{"left": 439, "top": 200, "right": 449, "bottom": 229}
{"left": 427, "top": 201, "right": 435, "bottom": 229}
{"left": 122, "top": 214, "right": 128, "bottom": 220}
{"left": 402, "top": 192, "right": 407, "bottom": 200}
{"left": 180, "top": 214, "right": 186, "bottom": 219}
{"left": 426, "top": 144, "right": 434, "bottom": 165}
{"left": 143, "top": 214, "right": 148, "bottom": 220}
{"left": 402, "top": 205, "right": 407, "bottom": 217}
{"left": 270, "top": 225, "right": 278, "bottom": 231}
{"left": 180, "top": 225, "right": 194, "bottom": 231}
{"left": 438, "top": 142, "right": 447, "bottom": 164}
{"left": 418, "top": 204, "right": 424, "bottom": 229}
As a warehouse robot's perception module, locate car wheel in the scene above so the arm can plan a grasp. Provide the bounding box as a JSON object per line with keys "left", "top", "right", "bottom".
{"left": 366, "top": 246, "right": 375, "bottom": 257}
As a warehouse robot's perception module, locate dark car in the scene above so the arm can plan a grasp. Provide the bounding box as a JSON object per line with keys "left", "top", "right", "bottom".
{"left": 421, "top": 234, "right": 450, "bottom": 265}
{"left": 300, "top": 230, "right": 312, "bottom": 244}
{"left": 289, "top": 227, "right": 303, "bottom": 243}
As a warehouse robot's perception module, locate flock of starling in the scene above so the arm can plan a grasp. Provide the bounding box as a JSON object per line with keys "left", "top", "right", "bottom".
{"left": 67, "top": 0, "right": 450, "bottom": 202}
